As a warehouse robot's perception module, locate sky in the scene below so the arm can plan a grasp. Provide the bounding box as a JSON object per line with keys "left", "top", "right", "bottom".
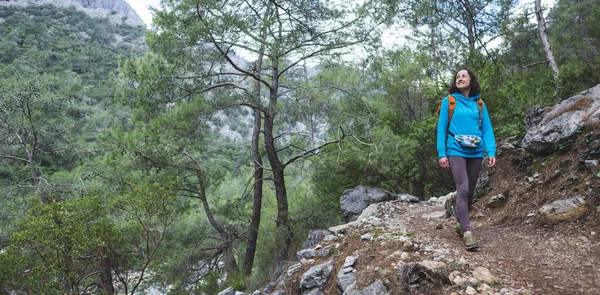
{"left": 126, "top": 0, "right": 558, "bottom": 29}
{"left": 124, "top": 0, "right": 161, "bottom": 28}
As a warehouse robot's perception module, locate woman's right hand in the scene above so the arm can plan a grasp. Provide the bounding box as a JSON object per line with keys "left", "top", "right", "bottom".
{"left": 439, "top": 157, "right": 449, "bottom": 169}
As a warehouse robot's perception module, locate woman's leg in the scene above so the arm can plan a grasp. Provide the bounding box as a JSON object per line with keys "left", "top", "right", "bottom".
{"left": 448, "top": 156, "right": 471, "bottom": 232}
{"left": 466, "top": 158, "right": 483, "bottom": 211}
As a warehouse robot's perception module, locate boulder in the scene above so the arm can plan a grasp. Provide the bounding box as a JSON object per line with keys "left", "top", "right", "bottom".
{"left": 539, "top": 196, "right": 586, "bottom": 223}
{"left": 300, "top": 259, "right": 334, "bottom": 292}
{"left": 340, "top": 186, "right": 397, "bottom": 222}
{"left": 522, "top": 84, "right": 600, "bottom": 155}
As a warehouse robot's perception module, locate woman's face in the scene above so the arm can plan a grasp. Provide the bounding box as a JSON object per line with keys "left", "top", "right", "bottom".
{"left": 455, "top": 70, "right": 471, "bottom": 91}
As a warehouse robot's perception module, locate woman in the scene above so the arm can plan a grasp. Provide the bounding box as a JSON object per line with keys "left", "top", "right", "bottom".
{"left": 436, "top": 68, "right": 496, "bottom": 251}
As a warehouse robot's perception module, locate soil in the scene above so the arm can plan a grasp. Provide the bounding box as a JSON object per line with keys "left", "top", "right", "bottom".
{"left": 402, "top": 204, "right": 600, "bottom": 295}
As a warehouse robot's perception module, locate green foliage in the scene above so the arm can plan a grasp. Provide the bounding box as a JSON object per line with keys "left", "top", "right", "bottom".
{"left": 311, "top": 51, "right": 454, "bottom": 202}
{"left": 3, "top": 0, "right": 600, "bottom": 293}
{"left": 0, "top": 197, "right": 114, "bottom": 294}
{"left": 0, "top": 182, "right": 181, "bottom": 294}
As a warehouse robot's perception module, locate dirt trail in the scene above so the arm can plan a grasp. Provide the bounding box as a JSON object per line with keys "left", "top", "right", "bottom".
{"left": 402, "top": 204, "right": 600, "bottom": 295}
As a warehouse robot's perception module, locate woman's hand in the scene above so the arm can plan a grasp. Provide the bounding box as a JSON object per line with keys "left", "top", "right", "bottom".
{"left": 488, "top": 157, "right": 497, "bottom": 167}
{"left": 439, "top": 157, "right": 449, "bottom": 169}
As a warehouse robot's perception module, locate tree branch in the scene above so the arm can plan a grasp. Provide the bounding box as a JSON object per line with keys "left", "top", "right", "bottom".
{"left": 281, "top": 130, "right": 346, "bottom": 168}
{"left": 0, "top": 155, "right": 29, "bottom": 162}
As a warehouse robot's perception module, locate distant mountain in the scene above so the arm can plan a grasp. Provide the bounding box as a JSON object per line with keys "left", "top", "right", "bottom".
{"left": 0, "top": 0, "right": 145, "bottom": 27}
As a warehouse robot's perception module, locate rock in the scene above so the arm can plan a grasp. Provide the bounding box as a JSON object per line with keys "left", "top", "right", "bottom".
{"left": 297, "top": 249, "right": 317, "bottom": 261}
{"left": 465, "top": 286, "right": 477, "bottom": 295}
{"left": 498, "top": 142, "right": 516, "bottom": 153}
{"left": 340, "top": 186, "right": 397, "bottom": 222}
{"left": 287, "top": 263, "right": 303, "bottom": 276}
{"left": 360, "top": 232, "right": 374, "bottom": 240}
{"left": 453, "top": 276, "right": 465, "bottom": 285}
{"left": 402, "top": 241, "right": 414, "bottom": 251}
{"left": 585, "top": 160, "right": 598, "bottom": 174}
{"left": 522, "top": 84, "right": 600, "bottom": 155}
{"left": 398, "top": 193, "right": 420, "bottom": 203}
{"left": 346, "top": 279, "right": 389, "bottom": 295}
{"left": 302, "top": 229, "right": 335, "bottom": 249}
{"left": 419, "top": 260, "right": 446, "bottom": 270}
{"left": 477, "top": 283, "right": 493, "bottom": 292}
{"left": 262, "top": 283, "right": 276, "bottom": 294}
{"left": 539, "top": 196, "right": 586, "bottom": 223}
{"left": 421, "top": 211, "right": 446, "bottom": 219}
{"left": 300, "top": 259, "right": 334, "bottom": 291}
{"left": 473, "top": 266, "right": 495, "bottom": 283}
{"left": 344, "top": 256, "right": 358, "bottom": 268}
{"left": 487, "top": 194, "right": 507, "bottom": 209}
{"left": 218, "top": 287, "right": 235, "bottom": 295}
{"left": 317, "top": 244, "right": 335, "bottom": 257}
{"left": 444, "top": 192, "right": 457, "bottom": 218}
{"left": 303, "top": 288, "right": 322, "bottom": 295}
{"left": 428, "top": 197, "right": 439, "bottom": 205}
{"left": 337, "top": 265, "right": 357, "bottom": 292}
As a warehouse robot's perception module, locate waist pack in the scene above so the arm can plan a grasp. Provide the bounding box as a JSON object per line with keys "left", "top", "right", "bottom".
{"left": 452, "top": 134, "right": 481, "bottom": 148}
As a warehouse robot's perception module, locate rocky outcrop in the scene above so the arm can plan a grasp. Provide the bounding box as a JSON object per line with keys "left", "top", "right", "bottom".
{"left": 218, "top": 198, "right": 513, "bottom": 295}
{"left": 0, "top": 0, "right": 145, "bottom": 26}
{"left": 522, "top": 84, "right": 600, "bottom": 155}
{"left": 340, "top": 185, "right": 418, "bottom": 222}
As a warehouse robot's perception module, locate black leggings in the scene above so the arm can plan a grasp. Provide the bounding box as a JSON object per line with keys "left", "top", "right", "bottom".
{"left": 448, "top": 156, "right": 483, "bottom": 232}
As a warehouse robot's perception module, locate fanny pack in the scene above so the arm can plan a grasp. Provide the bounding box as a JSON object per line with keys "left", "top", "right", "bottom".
{"left": 450, "top": 133, "right": 481, "bottom": 148}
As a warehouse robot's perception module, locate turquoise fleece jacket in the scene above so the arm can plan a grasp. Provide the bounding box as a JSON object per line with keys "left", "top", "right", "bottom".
{"left": 436, "top": 93, "right": 496, "bottom": 159}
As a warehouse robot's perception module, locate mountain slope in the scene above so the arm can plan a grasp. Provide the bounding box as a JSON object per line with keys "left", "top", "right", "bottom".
{"left": 0, "top": 0, "right": 144, "bottom": 26}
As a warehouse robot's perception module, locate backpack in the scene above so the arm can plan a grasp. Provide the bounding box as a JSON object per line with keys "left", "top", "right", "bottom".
{"left": 436, "top": 94, "right": 484, "bottom": 130}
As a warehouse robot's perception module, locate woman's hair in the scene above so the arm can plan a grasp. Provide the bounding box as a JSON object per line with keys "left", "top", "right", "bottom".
{"left": 447, "top": 68, "right": 480, "bottom": 96}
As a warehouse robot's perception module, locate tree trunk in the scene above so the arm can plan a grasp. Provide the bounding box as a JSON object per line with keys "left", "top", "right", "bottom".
{"left": 464, "top": 0, "right": 476, "bottom": 52}
{"left": 243, "top": 53, "right": 265, "bottom": 276}
{"left": 22, "top": 139, "right": 47, "bottom": 203}
{"left": 263, "top": 59, "right": 292, "bottom": 263}
{"left": 303, "top": 62, "right": 315, "bottom": 144}
{"left": 430, "top": 23, "right": 440, "bottom": 83}
{"left": 98, "top": 248, "right": 115, "bottom": 294}
{"left": 263, "top": 110, "right": 291, "bottom": 263}
{"left": 576, "top": 0, "right": 589, "bottom": 63}
{"left": 188, "top": 154, "right": 237, "bottom": 273}
{"left": 535, "top": 0, "right": 560, "bottom": 93}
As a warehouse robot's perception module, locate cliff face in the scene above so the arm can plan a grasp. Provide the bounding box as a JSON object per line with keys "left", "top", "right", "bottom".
{"left": 0, "top": 0, "right": 145, "bottom": 26}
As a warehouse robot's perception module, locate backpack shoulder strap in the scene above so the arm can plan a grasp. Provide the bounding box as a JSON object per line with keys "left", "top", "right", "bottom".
{"left": 447, "top": 95, "right": 456, "bottom": 126}
{"left": 477, "top": 98, "right": 484, "bottom": 129}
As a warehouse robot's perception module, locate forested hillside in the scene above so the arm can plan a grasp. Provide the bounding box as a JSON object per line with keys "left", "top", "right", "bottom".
{"left": 0, "top": 0, "right": 599, "bottom": 294}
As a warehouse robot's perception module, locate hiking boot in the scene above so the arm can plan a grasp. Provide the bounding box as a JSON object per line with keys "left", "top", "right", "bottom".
{"left": 463, "top": 231, "right": 478, "bottom": 251}
{"left": 455, "top": 225, "right": 463, "bottom": 237}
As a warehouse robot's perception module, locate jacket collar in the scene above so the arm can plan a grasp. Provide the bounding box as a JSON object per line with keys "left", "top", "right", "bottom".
{"left": 451, "top": 92, "right": 480, "bottom": 101}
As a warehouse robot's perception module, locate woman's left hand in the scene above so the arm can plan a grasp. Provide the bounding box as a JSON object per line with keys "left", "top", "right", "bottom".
{"left": 488, "top": 157, "right": 497, "bottom": 167}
